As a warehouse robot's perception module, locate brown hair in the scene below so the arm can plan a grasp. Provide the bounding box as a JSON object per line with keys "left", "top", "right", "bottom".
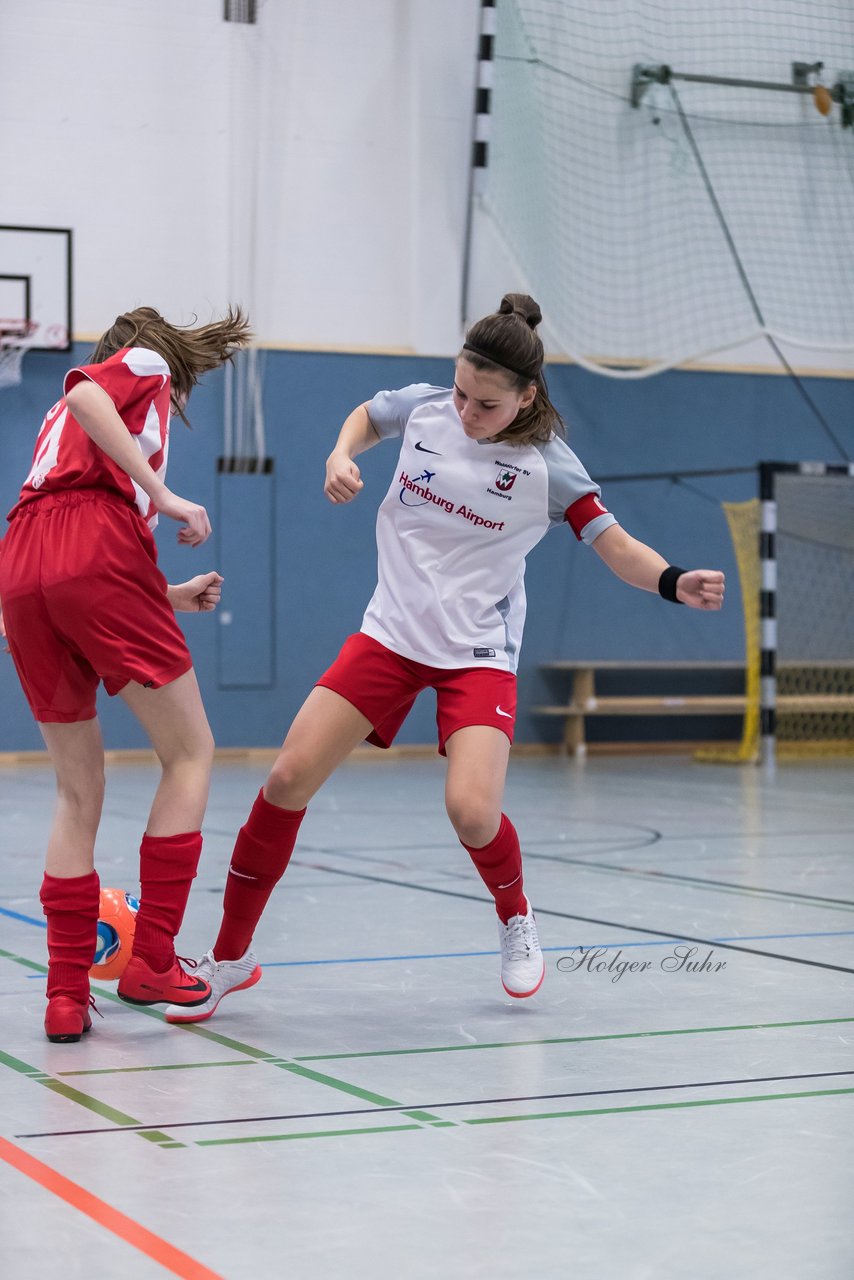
{"left": 459, "top": 293, "right": 565, "bottom": 445}
{"left": 90, "top": 305, "right": 253, "bottom": 423}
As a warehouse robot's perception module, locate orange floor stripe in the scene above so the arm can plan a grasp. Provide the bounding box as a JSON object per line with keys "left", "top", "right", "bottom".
{"left": 0, "top": 1137, "right": 225, "bottom": 1280}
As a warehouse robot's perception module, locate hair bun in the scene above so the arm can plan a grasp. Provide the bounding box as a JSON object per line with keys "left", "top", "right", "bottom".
{"left": 498, "top": 293, "right": 542, "bottom": 330}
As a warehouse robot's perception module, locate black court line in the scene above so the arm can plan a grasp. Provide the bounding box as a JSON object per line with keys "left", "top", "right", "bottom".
{"left": 293, "top": 860, "right": 854, "bottom": 976}
{"left": 522, "top": 849, "right": 854, "bottom": 910}
{"left": 16, "top": 1068, "right": 854, "bottom": 1139}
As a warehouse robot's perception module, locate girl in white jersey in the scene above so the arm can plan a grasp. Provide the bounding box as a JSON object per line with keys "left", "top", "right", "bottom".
{"left": 166, "top": 294, "right": 724, "bottom": 1023}
{"left": 0, "top": 306, "right": 251, "bottom": 1042}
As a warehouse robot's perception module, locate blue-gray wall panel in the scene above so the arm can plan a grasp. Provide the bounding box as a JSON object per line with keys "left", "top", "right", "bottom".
{"left": 1, "top": 347, "right": 851, "bottom": 750}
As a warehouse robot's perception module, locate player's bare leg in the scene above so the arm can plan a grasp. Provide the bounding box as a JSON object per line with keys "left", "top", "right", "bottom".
{"left": 119, "top": 667, "right": 214, "bottom": 835}
{"left": 265, "top": 685, "right": 374, "bottom": 809}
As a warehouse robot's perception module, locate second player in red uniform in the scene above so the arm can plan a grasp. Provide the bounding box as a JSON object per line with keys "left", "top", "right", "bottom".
{"left": 0, "top": 305, "right": 252, "bottom": 1041}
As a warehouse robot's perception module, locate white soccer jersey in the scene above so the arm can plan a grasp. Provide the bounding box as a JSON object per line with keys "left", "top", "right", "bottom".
{"left": 360, "top": 385, "right": 617, "bottom": 672}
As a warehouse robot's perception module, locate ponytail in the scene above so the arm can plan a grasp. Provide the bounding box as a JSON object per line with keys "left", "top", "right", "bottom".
{"left": 459, "top": 293, "right": 565, "bottom": 444}
{"left": 90, "top": 305, "right": 253, "bottom": 423}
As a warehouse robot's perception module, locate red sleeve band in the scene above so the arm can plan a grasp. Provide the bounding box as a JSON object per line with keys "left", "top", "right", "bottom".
{"left": 565, "top": 492, "right": 610, "bottom": 540}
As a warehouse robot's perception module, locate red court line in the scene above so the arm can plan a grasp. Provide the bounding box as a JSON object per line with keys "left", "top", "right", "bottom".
{"left": 0, "top": 1137, "right": 224, "bottom": 1280}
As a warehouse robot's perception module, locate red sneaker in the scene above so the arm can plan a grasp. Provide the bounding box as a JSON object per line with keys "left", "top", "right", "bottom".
{"left": 117, "top": 955, "right": 212, "bottom": 1008}
{"left": 45, "top": 995, "right": 93, "bottom": 1043}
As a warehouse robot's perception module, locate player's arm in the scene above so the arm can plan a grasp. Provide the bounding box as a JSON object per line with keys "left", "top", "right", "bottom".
{"left": 167, "top": 573, "right": 224, "bottom": 613}
{"left": 64, "top": 381, "right": 211, "bottom": 546}
{"left": 324, "top": 402, "right": 382, "bottom": 504}
{"left": 591, "top": 524, "right": 725, "bottom": 611}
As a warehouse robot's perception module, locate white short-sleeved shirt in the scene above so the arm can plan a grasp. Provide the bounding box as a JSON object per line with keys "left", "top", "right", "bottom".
{"left": 9, "top": 347, "right": 171, "bottom": 528}
{"left": 360, "top": 384, "right": 617, "bottom": 672}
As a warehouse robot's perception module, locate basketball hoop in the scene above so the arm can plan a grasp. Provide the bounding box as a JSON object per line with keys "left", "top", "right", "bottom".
{"left": 0, "top": 321, "right": 39, "bottom": 390}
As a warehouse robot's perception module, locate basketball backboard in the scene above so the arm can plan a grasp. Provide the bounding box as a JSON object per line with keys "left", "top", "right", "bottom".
{"left": 0, "top": 225, "right": 72, "bottom": 352}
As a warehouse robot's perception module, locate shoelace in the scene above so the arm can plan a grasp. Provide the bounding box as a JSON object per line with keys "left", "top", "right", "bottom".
{"left": 89, "top": 994, "right": 105, "bottom": 1021}
{"left": 502, "top": 915, "right": 537, "bottom": 959}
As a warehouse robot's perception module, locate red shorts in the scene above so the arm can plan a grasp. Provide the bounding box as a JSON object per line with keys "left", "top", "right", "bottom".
{"left": 316, "top": 632, "right": 517, "bottom": 755}
{"left": 0, "top": 490, "right": 192, "bottom": 723}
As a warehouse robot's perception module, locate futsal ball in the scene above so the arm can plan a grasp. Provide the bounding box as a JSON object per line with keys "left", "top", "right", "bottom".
{"left": 89, "top": 888, "right": 140, "bottom": 981}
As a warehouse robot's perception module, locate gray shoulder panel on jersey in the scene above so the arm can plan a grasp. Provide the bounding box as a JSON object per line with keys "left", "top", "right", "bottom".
{"left": 536, "top": 436, "right": 601, "bottom": 524}
{"left": 536, "top": 436, "right": 618, "bottom": 544}
{"left": 366, "top": 385, "right": 451, "bottom": 440}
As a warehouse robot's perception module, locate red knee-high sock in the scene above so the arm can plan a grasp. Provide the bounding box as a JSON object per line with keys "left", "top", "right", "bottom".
{"left": 40, "top": 870, "right": 100, "bottom": 1004}
{"left": 132, "top": 831, "right": 203, "bottom": 971}
{"left": 461, "top": 813, "right": 527, "bottom": 924}
{"left": 213, "top": 789, "right": 306, "bottom": 961}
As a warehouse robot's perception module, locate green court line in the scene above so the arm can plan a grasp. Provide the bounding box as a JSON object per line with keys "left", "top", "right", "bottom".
{"left": 57, "top": 1059, "right": 258, "bottom": 1078}
{"left": 276, "top": 1062, "right": 447, "bottom": 1124}
{"left": 196, "top": 1123, "right": 424, "bottom": 1147}
{"left": 192, "top": 1085, "right": 854, "bottom": 1146}
{"left": 1, "top": 948, "right": 447, "bottom": 1131}
{"left": 0, "top": 949, "right": 47, "bottom": 974}
{"left": 276, "top": 1062, "right": 406, "bottom": 1107}
{"left": 0, "top": 1049, "right": 182, "bottom": 1148}
{"left": 463, "top": 1085, "right": 854, "bottom": 1125}
{"left": 293, "top": 1015, "right": 854, "bottom": 1063}
{"left": 17, "top": 952, "right": 851, "bottom": 1147}
{"left": 176, "top": 1024, "right": 279, "bottom": 1060}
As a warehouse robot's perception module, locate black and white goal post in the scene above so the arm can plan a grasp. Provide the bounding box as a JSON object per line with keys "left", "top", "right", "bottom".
{"left": 759, "top": 462, "right": 780, "bottom": 767}
{"left": 461, "top": 0, "right": 496, "bottom": 323}
{"left": 759, "top": 461, "right": 854, "bottom": 766}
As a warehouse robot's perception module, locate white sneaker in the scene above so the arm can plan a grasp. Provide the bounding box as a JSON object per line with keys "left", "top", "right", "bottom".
{"left": 498, "top": 901, "right": 544, "bottom": 998}
{"left": 164, "top": 948, "right": 261, "bottom": 1024}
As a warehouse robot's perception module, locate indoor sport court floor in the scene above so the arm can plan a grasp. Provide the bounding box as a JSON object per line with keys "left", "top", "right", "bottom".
{"left": 1, "top": 751, "right": 853, "bottom": 1280}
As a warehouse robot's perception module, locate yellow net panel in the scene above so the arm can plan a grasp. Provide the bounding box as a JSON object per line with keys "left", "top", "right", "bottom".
{"left": 696, "top": 499, "right": 760, "bottom": 763}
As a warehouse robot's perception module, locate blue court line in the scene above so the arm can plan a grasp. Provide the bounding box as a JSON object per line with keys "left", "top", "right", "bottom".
{"left": 256, "top": 928, "right": 854, "bottom": 968}
{"left": 5, "top": 898, "right": 853, "bottom": 974}
{"left": 0, "top": 906, "right": 45, "bottom": 928}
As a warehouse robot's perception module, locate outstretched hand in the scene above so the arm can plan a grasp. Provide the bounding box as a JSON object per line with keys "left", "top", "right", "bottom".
{"left": 169, "top": 572, "right": 224, "bottom": 613}
{"left": 677, "top": 569, "right": 725, "bottom": 610}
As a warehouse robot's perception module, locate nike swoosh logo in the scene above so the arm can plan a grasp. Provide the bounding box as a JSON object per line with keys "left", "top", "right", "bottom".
{"left": 140, "top": 977, "right": 208, "bottom": 995}
{"left": 496, "top": 705, "right": 513, "bottom": 718}
{"left": 414, "top": 440, "right": 442, "bottom": 454}
{"left": 498, "top": 872, "right": 522, "bottom": 890}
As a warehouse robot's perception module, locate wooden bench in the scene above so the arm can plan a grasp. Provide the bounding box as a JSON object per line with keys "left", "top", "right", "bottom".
{"left": 532, "top": 661, "right": 745, "bottom": 755}
{"left": 533, "top": 660, "right": 854, "bottom": 755}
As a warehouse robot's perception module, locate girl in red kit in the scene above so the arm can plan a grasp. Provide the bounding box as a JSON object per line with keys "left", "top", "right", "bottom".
{"left": 0, "top": 305, "right": 251, "bottom": 1042}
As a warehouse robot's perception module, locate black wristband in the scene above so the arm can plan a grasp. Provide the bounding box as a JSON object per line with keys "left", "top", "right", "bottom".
{"left": 658, "top": 565, "right": 686, "bottom": 603}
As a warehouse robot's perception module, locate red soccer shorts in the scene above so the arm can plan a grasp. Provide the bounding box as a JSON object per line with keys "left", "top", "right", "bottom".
{"left": 0, "top": 490, "right": 193, "bottom": 723}
{"left": 316, "top": 631, "right": 517, "bottom": 755}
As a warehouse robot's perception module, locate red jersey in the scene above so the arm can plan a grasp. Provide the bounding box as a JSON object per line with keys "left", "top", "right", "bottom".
{"left": 8, "top": 346, "right": 172, "bottom": 528}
